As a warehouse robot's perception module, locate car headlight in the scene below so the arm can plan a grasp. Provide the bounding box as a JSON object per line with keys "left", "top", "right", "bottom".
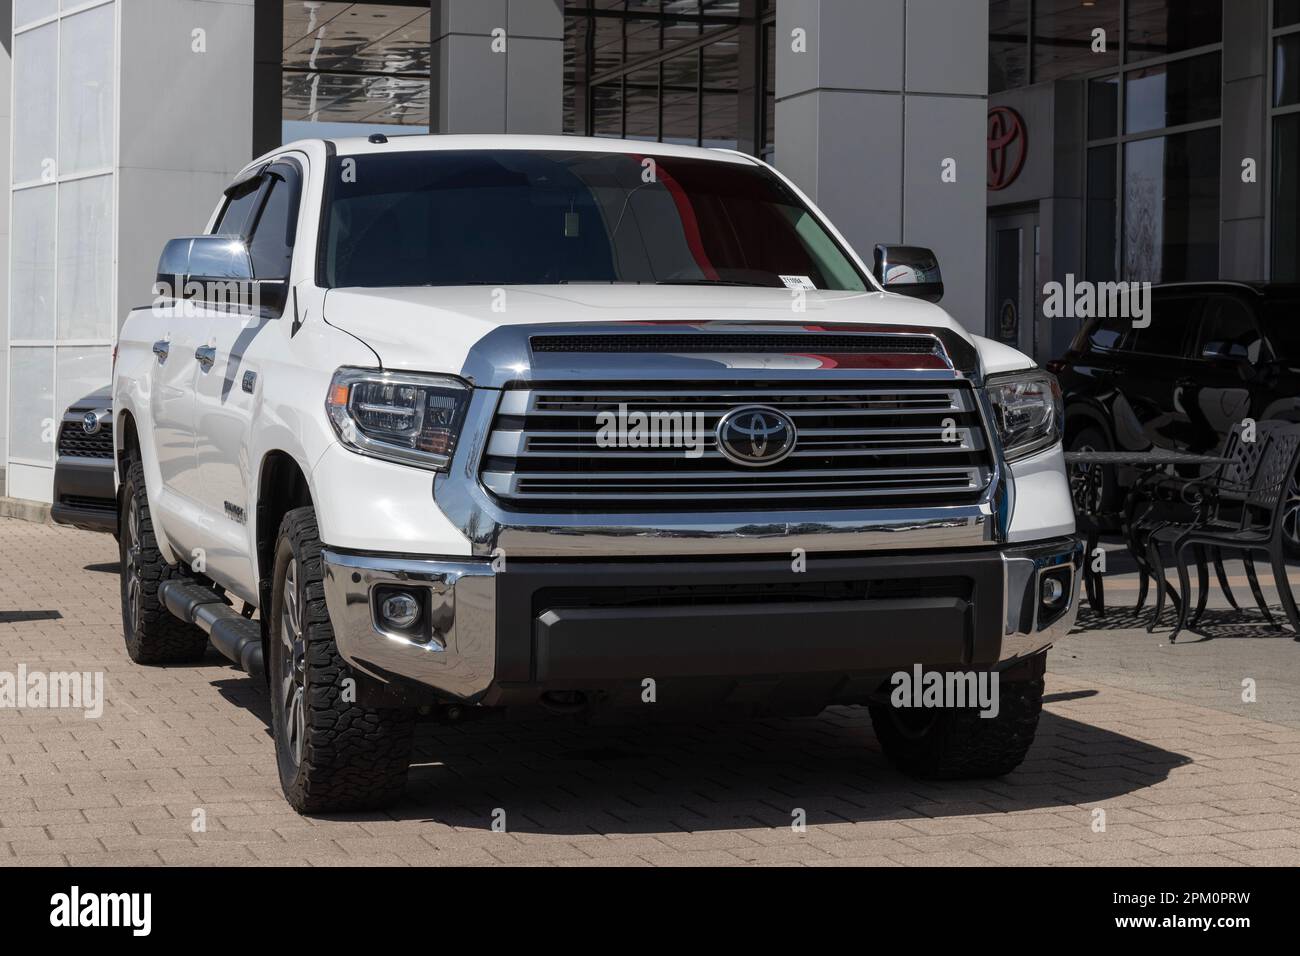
{"left": 985, "top": 370, "right": 1062, "bottom": 462}
{"left": 326, "top": 368, "right": 470, "bottom": 471}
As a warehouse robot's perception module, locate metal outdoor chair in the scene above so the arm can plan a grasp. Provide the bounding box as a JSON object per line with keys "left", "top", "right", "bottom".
{"left": 1132, "top": 422, "right": 1275, "bottom": 632}
{"left": 1143, "top": 422, "right": 1300, "bottom": 641}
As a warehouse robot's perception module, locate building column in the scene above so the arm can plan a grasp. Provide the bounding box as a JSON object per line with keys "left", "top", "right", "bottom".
{"left": 774, "top": 0, "right": 988, "bottom": 332}
{"left": 5, "top": 0, "right": 254, "bottom": 503}
{"left": 1221, "top": 0, "right": 1270, "bottom": 280}
{"left": 432, "top": 0, "right": 564, "bottom": 135}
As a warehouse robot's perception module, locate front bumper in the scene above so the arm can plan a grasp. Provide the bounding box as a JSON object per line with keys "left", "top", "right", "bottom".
{"left": 322, "top": 536, "right": 1081, "bottom": 710}
{"left": 50, "top": 457, "right": 117, "bottom": 534}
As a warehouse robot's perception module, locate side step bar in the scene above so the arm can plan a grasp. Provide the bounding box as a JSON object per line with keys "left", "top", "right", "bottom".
{"left": 158, "top": 580, "right": 265, "bottom": 679}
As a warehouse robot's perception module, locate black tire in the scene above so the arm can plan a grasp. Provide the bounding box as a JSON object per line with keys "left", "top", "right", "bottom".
{"left": 1068, "top": 425, "right": 1120, "bottom": 521}
{"left": 268, "top": 506, "right": 415, "bottom": 814}
{"left": 119, "top": 461, "right": 210, "bottom": 665}
{"left": 868, "top": 666, "right": 1045, "bottom": 779}
{"left": 1283, "top": 471, "right": 1300, "bottom": 559}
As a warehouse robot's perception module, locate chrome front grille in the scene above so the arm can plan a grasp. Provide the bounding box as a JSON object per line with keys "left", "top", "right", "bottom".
{"left": 481, "top": 383, "right": 995, "bottom": 511}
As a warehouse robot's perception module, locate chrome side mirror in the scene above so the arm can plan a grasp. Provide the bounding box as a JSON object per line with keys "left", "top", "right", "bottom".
{"left": 154, "top": 236, "right": 286, "bottom": 316}
{"left": 873, "top": 244, "right": 944, "bottom": 303}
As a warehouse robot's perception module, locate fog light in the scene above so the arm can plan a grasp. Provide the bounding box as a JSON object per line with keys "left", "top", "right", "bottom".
{"left": 380, "top": 592, "right": 421, "bottom": 629}
{"left": 1041, "top": 576, "right": 1065, "bottom": 605}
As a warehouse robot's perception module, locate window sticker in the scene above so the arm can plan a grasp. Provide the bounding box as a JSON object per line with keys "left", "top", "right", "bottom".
{"left": 780, "top": 275, "right": 816, "bottom": 290}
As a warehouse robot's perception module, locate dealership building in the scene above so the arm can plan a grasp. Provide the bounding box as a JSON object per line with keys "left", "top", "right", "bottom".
{"left": 1, "top": 0, "right": 1297, "bottom": 503}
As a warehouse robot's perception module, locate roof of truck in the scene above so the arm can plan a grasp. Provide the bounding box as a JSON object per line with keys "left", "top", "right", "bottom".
{"left": 279, "top": 133, "right": 763, "bottom": 165}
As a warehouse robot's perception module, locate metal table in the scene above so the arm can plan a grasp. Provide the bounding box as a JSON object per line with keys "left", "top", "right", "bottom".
{"left": 1064, "top": 450, "right": 1230, "bottom": 615}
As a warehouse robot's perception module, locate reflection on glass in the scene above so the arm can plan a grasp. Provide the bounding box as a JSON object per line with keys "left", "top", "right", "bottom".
{"left": 592, "top": 82, "right": 624, "bottom": 137}
{"left": 1125, "top": 0, "right": 1222, "bottom": 62}
{"left": 624, "top": 67, "right": 660, "bottom": 141}
{"left": 1086, "top": 146, "right": 1118, "bottom": 282}
{"left": 1274, "top": 115, "right": 1300, "bottom": 282}
{"left": 989, "top": 0, "right": 1030, "bottom": 93}
{"left": 1124, "top": 128, "right": 1220, "bottom": 284}
{"left": 662, "top": 52, "right": 701, "bottom": 145}
{"left": 281, "top": 2, "right": 431, "bottom": 129}
{"left": 1125, "top": 53, "right": 1221, "bottom": 134}
{"left": 1277, "top": 34, "right": 1300, "bottom": 108}
{"left": 1033, "top": 0, "right": 1120, "bottom": 83}
{"left": 1088, "top": 76, "right": 1119, "bottom": 140}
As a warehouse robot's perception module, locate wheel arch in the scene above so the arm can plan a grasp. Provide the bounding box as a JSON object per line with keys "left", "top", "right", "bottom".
{"left": 1064, "top": 400, "right": 1114, "bottom": 447}
{"left": 255, "top": 450, "right": 314, "bottom": 617}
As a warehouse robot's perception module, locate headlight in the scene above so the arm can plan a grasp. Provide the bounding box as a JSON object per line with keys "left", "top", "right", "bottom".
{"left": 985, "top": 370, "right": 1062, "bottom": 462}
{"left": 326, "top": 368, "right": 470, "bottom": 471}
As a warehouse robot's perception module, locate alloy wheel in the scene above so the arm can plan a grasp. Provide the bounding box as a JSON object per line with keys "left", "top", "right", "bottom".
{"left": 124, "top": 496, "right": 142, "bottom": 634}
{"left": 278, "top": 558, "right": 307, "bottom": 768}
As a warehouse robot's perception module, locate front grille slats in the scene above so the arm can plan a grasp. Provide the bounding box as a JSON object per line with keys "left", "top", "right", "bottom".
{"left": 482, "top": 382, "right": 995, "bottom": 512}
{"left": 57, "top": 421, "right": 113, "bottom": 459}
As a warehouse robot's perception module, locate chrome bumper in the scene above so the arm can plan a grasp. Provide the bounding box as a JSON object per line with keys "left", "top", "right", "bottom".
{"left": 321, "top": 538, "right": 1081, "bottom": 703}
{"left": 321, "top": 550, "right": 497, "bottom": 700}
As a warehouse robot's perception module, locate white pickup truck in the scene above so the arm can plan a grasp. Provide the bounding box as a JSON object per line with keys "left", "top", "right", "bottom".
{"left": 112, "top": 134, "right": 1080, "bottom": 813}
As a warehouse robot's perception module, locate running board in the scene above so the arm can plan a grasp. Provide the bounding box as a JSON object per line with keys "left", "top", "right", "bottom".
{"left": 158, "top": 580, "right": 265, "bottom": 679}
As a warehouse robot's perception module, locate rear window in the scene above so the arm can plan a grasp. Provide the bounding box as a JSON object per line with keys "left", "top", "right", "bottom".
{"left": 1262, "top": 298, "right": 1300, "bottom": 359}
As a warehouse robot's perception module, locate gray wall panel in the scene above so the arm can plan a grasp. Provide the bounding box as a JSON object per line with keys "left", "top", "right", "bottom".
{"left": 904, "top": 94, "right": 987, "bottom": 330}
{"left": 905, "top": 0, "right": 987, "bottom": 96}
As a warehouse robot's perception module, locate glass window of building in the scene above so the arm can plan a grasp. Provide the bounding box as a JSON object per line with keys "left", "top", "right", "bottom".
{"left": 1033, "top": 0, "right": 1121, "bottom": 83}
{"left": 565, "top": 0, "right": 773, "bottom": 156}
{"left": 1125, "top": 0, "right": 1222, "bottom": 62}
{"left": 990, "top": 0, "right": 1030, "bottom": 93}
{"left": 1273, "top": 3, "right": 1300, "bottom": 278}
{"left": 281, "top": 2, "right": 431, "bottom": 141}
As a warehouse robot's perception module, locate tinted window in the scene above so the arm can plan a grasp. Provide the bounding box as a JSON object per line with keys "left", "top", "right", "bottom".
{"left": 214, "top": 181, "right": 262, "bottom": 236}
{"left": 1128, "top": 295, "right": 1199, "bottom": 356}
{"left": 1261, "top": 298, "right": 1300, "bottom": 359}
{"left": 248, "top": 165, "right": 300, "bottom": 281}
{"left": 1086, "top": 314, "right": 1129, "bottom": 351}
{"left": 1197, "top": 297, "right": 1263, "bottom": 361}
{"left": 321, "top": 150, "right": 869, "bottom": 291}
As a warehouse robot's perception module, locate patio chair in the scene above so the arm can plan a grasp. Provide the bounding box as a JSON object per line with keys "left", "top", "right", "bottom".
{"left": 1126, "top": 423, "right": 1271, "bottom": 628}
{"left": 1147, "top": 423, "right": 1300, "bottom": 641}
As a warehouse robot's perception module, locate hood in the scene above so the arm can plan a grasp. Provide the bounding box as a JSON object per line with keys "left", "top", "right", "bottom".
{"left": 322, "top": 285, "right": 1032, "bottom": 380}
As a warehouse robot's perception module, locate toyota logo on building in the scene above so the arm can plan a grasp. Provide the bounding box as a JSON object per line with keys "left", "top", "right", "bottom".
{"left": 716, "top": 406, "right": 797, "bottom": 467}
{"left": 988, "top": 106, "right": 1028, "bottom": 191}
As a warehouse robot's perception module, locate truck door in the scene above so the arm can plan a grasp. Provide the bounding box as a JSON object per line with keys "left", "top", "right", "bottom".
{"left": 192, "top": 159, "right": 303, "bottom": 599}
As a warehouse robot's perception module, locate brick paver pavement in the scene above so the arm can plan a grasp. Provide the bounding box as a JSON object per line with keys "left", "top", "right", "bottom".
{"left": 3, "top": 518, "right": 1300, "bottom": 866}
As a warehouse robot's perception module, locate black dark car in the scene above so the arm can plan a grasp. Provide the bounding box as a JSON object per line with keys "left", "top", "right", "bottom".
{"left": 1049, "top": 282, "right": 1300, "bottom": 547}
{"left": 50, "top": 386, "right": 117, "bottom": 534}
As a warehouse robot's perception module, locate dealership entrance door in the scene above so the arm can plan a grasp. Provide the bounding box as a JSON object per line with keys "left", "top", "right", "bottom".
{"left": 987, "top": 208, "right": 1040, "bottom": 359}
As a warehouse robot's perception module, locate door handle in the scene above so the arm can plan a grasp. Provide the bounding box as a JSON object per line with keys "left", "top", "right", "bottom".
{"left": 195, "top": 345, "right": 217, "bottom": 370}
{"left": 152, "top": 340, "right": 170, "bottom": 361}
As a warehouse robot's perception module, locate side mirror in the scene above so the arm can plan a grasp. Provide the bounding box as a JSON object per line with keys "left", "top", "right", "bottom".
{"left": 155, "top": 236, "right": 287, "bottom": 316}
{"left": 873, "top": 244, "right": 944, "bottom": 303}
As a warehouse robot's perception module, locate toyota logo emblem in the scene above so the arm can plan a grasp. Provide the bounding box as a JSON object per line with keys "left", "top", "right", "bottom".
{"left": 988, "top": 106, "right": 1028, "bottom": 191}
{"left": 716, "top": 406, "right": 797, "bottom": 467}
{"left": 82, "top": 411, "right": 103, "bottom": 435}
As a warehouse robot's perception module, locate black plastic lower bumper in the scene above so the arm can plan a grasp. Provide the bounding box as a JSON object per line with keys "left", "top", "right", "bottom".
{"left": 50, "top": 457, "right": 116, "bottom": 534}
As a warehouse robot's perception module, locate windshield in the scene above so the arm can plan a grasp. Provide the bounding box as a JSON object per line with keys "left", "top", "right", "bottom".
{"left": 319, "top": 149, "right": 869, "bottom": 291}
